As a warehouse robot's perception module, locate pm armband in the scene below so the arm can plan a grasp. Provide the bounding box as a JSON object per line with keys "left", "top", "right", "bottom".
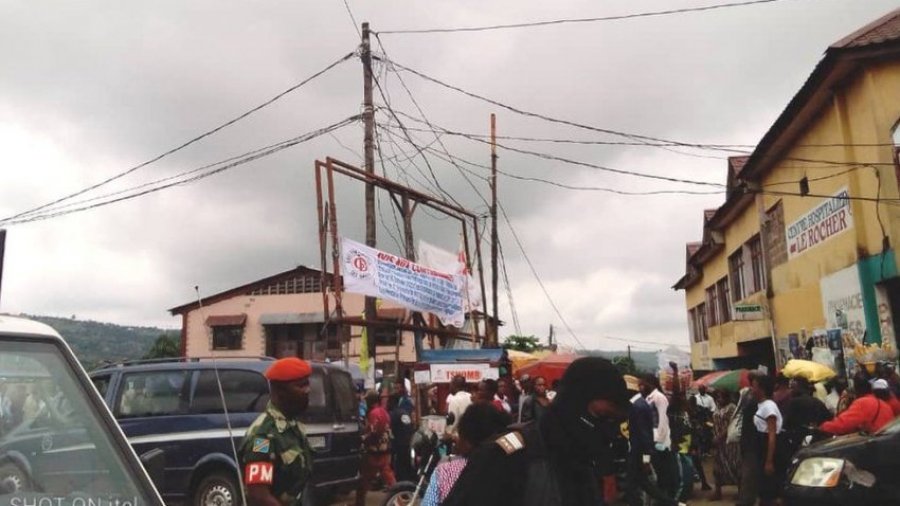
{"left": 244, "top": 462, "right": 274, "bottom": 485}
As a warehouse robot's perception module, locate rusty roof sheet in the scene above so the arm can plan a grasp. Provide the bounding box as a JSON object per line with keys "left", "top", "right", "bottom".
{"left": 832, "top": 7, "right": 900, "bottom": 49}
{"left": 728, "top": 156, "right": 750, "bottom": 177}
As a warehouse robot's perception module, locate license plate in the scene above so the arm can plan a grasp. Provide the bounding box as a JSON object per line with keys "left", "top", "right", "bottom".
{"left": 308, "top": 436, "right": 327, "bottom": 449}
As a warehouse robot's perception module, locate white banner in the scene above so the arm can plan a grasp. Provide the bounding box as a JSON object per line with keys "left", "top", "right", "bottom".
{"left": 429, "top": 363, "right": 498, "bottom": 383}
{"left": 786, "top": 187, "right": 854, "bottom": 259}
{"left": 418, "top": 239, "right": 483, "bottom": 312}
{"left": 341, "top": 237, "right": 466, "bottom": 327}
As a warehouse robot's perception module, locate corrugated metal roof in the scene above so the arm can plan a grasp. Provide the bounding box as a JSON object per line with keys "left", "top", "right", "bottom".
{"left": 418, "top": 348, "right": 504, "bottom": 363}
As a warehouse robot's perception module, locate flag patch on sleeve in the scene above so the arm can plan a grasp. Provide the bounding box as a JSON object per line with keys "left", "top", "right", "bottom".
{"left": 252, "top": 438, "right": 271, "bottom": 453}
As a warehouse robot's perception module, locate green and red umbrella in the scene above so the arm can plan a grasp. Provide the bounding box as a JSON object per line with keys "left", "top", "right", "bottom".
{"left": 692, "top": 369, "right": 750, "bottom": 392}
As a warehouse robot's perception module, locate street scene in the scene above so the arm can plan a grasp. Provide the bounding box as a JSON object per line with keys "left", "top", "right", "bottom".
{"left": 2, "top": 1, "right": 900, "bottom": 505}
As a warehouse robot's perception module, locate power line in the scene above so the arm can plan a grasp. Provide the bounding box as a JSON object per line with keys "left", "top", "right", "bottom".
{"left": 497, "top": 239, "right": 522, "bottom": 335}
{"left": 378, "top": 0, "right": 789, "bottom": 34}
{"left": 409, "top": 138, "right": 725, "bottom": 196}
{"left": 0, "top": 116, "right": 360, "bottom": 226}
{"left": 374, "top": 34, "right": 492, "bottom": 210}
{"left": 381, "top": 57, "right": 899, "bottom": 168}
{"left": 3, "top": 52, "right": 357, "bottom": 224}
{"left": 496, "top": 200, "right": 586, "bottom": 350}
{"left": 382, "top": 117, "right": 725, "bottom": 188}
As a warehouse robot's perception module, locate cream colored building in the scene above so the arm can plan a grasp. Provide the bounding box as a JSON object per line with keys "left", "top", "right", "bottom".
{"left": 676, "top": 8, "right": 900, "bottom": 373}
{"left": 169, "top": 266, "right": 418, "bottom": 374}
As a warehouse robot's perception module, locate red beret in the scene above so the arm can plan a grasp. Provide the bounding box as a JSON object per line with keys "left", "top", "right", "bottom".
{"left": 264, "top": 357, "right": 312, "bottom": 382}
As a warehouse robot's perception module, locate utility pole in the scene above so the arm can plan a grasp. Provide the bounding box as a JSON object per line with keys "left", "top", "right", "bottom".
{"left": 362, "top": 22, "right": 378, "bottom": 382}
{"left": 0, "top": 229, "right": 6, "bottom": 309}
{"left": 490, "top": 113, "right": 499, "bottom": 347}
{"left": 628, "top": 345, "right": 632, "bottom": 361}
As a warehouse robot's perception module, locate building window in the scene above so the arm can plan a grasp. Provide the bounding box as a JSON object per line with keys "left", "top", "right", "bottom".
{"left": 705, "top": 285, "right": 719, "bottom": 327}
{"left": 374, "top": 327, "right": 401, "bottom": 347}
{"left": 697, "top": 303, "right": 708, "bottom": 342}
{"left": 717, "top": 277, "right": 731, "bottom": 323}
{"left": 749, "top": 235, "right": 766, "bottom": 293}
{"left": 689, "top": 306, "right": 708, "bottom": 343}
{"left": 729, "top": 249, "right": 745, "bottom": 302}
{"left": 212, "top": 325, "right": 243, "bottom": 350}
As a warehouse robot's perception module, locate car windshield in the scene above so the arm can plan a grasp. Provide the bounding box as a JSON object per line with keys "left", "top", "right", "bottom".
{"left": 0, "top": 340, "right": 154, "bottom": 505}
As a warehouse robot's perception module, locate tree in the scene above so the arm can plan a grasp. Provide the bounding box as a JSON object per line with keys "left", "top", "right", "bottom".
{"left": 612, "top": 355, "right": 637, "bottom": 375}
{"left": 144, "top": 334, "right": 180, "bottom": 359}
{"left": 502, "top": 335, "right": 541, "bottom": 353}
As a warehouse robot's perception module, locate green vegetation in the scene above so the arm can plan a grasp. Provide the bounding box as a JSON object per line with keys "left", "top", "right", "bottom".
{"left": 23, "top": 315, "right": 180, "bottom": 370}
{"left": 502, "top": 334, "right": 541, "bottom": 353}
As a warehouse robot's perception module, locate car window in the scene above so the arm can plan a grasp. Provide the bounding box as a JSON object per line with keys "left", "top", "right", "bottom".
{"left": 191, "top": 370, "right": 269, "bottom": 414}
{"left": 116, "top": 371, "right": 190, "bottom": 418}
{"left": 91, "top": 374, "right": 111, "bottom": 399}
{"left": 330, "top": 370, "right": 357, "bottom": 421}
{"left": 0, "top": 340, "right": 151, "bottom": 502}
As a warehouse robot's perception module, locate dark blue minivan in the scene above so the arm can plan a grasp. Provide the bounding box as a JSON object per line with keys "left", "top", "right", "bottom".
{"left": 89, "top": 358, "right": 360, "bottom": 506}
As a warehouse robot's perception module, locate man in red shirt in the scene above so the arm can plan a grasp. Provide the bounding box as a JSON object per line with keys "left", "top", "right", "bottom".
{"left": 356, "top": 390, "right": 396, "bottom": 506}
{"left": 820, "top": 377, "right": 893, "bottom": 435}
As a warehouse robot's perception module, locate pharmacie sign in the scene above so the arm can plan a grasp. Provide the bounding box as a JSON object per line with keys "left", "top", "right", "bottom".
{"left": 786, "top": 187, "right": 854, "bottom": 259}
{"left": 733, "top": 303, "right": 764, "bottom": 321}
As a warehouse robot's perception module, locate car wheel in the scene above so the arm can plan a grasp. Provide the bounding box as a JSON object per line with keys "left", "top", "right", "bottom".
{"left": 0, "top": 463, "right": 30, "bottom": 494}
{"left": 194, "top": 471, "right": 241, "bottom": 506}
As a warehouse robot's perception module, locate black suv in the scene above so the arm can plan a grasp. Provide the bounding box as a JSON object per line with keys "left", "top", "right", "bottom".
{"left": 89, "top": 358, "right": 360, "bottom": 506}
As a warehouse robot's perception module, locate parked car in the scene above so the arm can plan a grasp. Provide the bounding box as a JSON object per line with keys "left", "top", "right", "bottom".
{"left": 0, "top": 315, "right": 164, "bottom": 505}
{"left": 784, "top": 419, "right": 900, "bottom": 504}
{"left": 89, "top": 357, "right": 360, "bottom": 506}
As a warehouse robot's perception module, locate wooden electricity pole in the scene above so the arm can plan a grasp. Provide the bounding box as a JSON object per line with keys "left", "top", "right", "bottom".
{"left": 362, "top": 22, "right": 378, "bottom": 379}
{"left": 490, "top": 113, "right": 499, "bottom": 346}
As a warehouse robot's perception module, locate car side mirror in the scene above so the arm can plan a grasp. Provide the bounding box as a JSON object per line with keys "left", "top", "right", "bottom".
{"left": 140, "top": 448, "right": 166, "bottom": 490}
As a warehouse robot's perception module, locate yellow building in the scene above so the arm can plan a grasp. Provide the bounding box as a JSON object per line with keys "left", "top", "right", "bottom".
{"left": 675, "top": 8, "right": 900, "bottom": 373}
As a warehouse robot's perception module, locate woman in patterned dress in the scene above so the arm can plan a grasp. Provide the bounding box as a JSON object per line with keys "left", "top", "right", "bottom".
{"left": 711, "top": 389, "right": 741, "bottom": 501}
{"left": 422, "top": 403, "right": 509, "bottom": 506}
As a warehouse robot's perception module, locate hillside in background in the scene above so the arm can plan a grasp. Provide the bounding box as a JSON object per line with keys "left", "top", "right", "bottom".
{"left": 590, "top": 349, "right": 659, "bottom": 373}
{"left": 22, "top": 314, "right": 179, "bottom": 370}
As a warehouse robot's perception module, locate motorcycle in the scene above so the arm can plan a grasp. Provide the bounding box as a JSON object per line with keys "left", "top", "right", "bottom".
{"left": 380, "top": 415, "right": 454, "bottom": 506}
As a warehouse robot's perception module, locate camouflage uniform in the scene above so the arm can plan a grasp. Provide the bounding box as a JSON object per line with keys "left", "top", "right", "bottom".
{"left": 238, "top": 402, "right": 314, "bottom": 506}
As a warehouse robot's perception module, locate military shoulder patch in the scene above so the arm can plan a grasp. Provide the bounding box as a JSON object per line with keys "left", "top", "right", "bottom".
{"left": 252, "top": 438, "right": 271, "bottom": 453}
{"left": 495, "top": 431, "right": 525, "bottom": 455}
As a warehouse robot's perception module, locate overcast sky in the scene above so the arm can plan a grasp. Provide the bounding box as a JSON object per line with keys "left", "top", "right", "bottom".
{"left": 1, "top": 0, "right": 896, "bottom": 352}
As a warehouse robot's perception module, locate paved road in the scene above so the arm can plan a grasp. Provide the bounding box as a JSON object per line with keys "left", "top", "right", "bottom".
{"left": 329, "top": 486, "right": 740, "bottom": 505}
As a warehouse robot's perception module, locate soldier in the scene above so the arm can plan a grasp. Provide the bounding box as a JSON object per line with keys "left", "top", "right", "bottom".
{"left": 239, "top": 357, "right": 314, "bottom": 506}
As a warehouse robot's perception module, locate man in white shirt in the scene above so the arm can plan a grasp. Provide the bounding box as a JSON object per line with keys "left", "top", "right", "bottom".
{"left": 444, "top": 375, "right": 472, "bottom": 439}
{"left": 640, "top": 374, "right": 677, "bottom": 502}
{"left": 694, "top": 385, "right": 716, "bottom": 413}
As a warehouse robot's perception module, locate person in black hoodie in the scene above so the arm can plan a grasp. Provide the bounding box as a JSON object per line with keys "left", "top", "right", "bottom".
{"left": 442, "top": 357, "right": 631, "bottom": 506}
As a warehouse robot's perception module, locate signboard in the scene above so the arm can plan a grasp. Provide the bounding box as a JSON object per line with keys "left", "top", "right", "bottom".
{"left": 733, "top": 303, "right": 764, "bottom": 321}
{"left": 429, "top": 363, "right": 498, "bottom": 383}
{"left": 820, "top": 265, "right": 866, "bottom": 348}
{"left": 413, "top": 369, "right": 432, "bottom": 385}
{"left": 786, "top": 187, "right": 853, "bottom": 259}
{"left": 341, "top": 237, "right": 466, "bottom": 327}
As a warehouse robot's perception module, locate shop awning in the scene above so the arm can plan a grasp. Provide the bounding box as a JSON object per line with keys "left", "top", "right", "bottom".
{"left": 205, "top": 314, "right": 246, "bottom": 327}
{"left": 259, "top": 312, "right": 325, "bottom": 325}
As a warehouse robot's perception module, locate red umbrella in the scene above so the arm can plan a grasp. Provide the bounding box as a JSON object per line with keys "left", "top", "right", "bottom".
{"left": 514, "top": 353, "right": 583, "bottom": 385}
{"left": 692, "top": 370, "right": 730, "bottom": 389}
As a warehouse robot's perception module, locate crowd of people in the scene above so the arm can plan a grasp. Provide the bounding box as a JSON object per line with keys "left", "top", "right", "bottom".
{"left": 625, "top": 362, "right": 900, "bottom": 506}
{"left": 239, "top": 356, "right": 900, "bottom": 506}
